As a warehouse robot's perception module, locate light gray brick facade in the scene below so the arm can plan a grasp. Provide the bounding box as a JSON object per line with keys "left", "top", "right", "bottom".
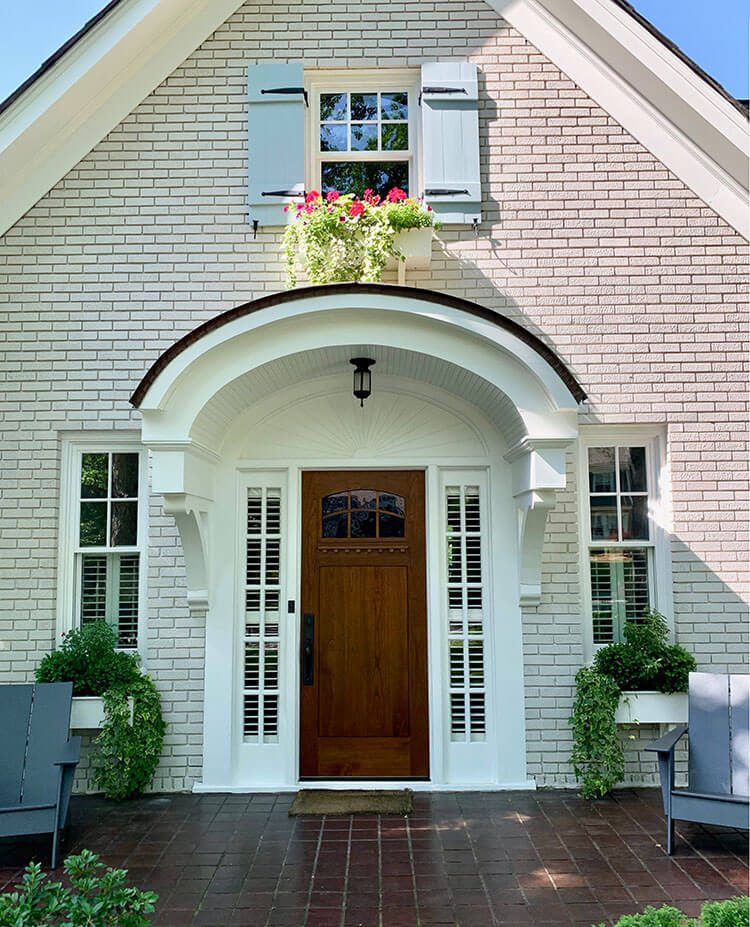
{"left": 0, "top": 0, "right": 747, "bottom": 792}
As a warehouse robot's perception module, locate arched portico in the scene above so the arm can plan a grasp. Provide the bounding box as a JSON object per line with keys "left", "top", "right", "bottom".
{"left": 132, "top": 284, "right": 584, "bottom": 790}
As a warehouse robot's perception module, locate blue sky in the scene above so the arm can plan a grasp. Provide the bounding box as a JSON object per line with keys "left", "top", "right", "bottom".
{"left": 0, "top": 0, "right": 748, "bottom": 103}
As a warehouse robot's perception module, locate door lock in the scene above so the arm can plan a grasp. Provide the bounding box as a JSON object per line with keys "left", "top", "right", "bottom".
{"left": 302, "top": 613, "right": 314, "bottom": 685}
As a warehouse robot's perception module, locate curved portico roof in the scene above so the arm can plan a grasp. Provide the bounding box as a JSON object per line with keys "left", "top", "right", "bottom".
{"left": 130, "top": 283, "right": 587, "bottom": 408}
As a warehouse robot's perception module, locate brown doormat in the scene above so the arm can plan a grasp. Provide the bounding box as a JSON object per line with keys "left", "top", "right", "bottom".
{"left": 289, "top": 789, "right": 413, "bottom": 816}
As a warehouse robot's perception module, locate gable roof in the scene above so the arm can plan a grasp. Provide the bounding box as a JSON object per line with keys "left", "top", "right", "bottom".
{"left": 0, "top": 0, "right": 747, "bottom": 238}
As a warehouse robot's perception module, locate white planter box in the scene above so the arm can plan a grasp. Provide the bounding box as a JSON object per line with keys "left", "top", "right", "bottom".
{"left": 615, "top": 691, "right": 688, "bottom": 725}
{"left": 386, "top": 228, "right": 434, "bottom": 272}
{"left": 70, "top": 696, "right": 134, "bottom": 730}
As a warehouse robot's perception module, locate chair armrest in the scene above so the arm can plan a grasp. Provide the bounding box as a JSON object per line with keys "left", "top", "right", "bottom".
{"left": 54, "top": 736, "right": 82, "bottom": 766}
{"left": 645, "top": 724, "right": 688, "bottom": 755}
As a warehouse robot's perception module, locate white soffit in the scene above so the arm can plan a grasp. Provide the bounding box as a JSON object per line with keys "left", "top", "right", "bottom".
{"left": 0, "top": 0, "right": 244, "bottom": 238}
{"left": 492, "top": 0, "right": 749, "bottom": 239}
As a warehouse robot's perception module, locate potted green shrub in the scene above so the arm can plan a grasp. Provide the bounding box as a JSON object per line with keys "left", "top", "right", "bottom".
{"left": 283, "top": 187, "right": 438, "bottom": 287}
{"left": 570, "top": 610, "right": 696, "bottom": 799}
{"left": 36, "top": 622, "right": 165, "bottom": 800}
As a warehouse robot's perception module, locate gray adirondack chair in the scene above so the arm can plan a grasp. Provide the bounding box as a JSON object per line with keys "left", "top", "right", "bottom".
{"left": 0, "top": 682, "right": 81, "bottom": 868}
{"left": 646, "top": 672, "right": 749, "bottom": 854}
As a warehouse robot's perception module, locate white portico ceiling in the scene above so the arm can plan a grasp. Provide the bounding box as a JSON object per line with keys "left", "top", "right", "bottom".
{"left": 190, "top": 344, "right": 527, "bottom": 451}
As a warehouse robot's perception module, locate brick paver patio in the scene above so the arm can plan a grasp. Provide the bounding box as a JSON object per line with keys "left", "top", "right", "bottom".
{"left": 0, "top": 790, "right": 746, "bottom": 926}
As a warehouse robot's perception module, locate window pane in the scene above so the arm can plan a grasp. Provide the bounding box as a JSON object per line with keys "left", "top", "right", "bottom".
{"left": 379, "top": 513, "right": 405, "bottom": 537}
{"left": 111, "top": 501, "right": 138, "bottom": 546}
{"left": 323, "top": 513, "right": 348, "bottom": 537}
{"left": 350, "top": 490, "right": 377, "bottom": 509}
{"left": 80, "top": 502, "right": 107, "bottom": 546}
{"left": 322, "top": 492, "right": 348, "bottom": 515}
{"left": 382, "top": 123, "right": 408, "bottom": 151}
{"left": 351, "top": 123, "right": 378, "bottom": 151}
{"left": 619, "top": 446, "right": 647, "bottom": 493}
{"left": 379, "top": 493, "right": 404, "bottom": 515}
{"left": 322, "top": 161, "right": 408, "bottom": 198}
{"left": 350, "top": 93, "right": 377, "bottom": 120}
{"left": 590, "top": 548, "right": 650, "bottom": 643}
{"left": 381, "top": 92, "right": 408, "bottom": 120}
{"left": 320, "top": 124, "right": 347, "bottom": 152}
{"left": 621, "top": 495, "right": 649, "bottom": 540}
{"left": 80, "top": 554, "right": 107, "bottom": 624}
{"left": 117, "top": 554, "right": 140, "bottom": 648}
{"left": 590, "top": 496, "right": 618, "bottom": 540}
{"left": 81, "top": 453, "right": 108, "bottom": 498}
{"left": 588, "top": 447, "right": 615, "bottom": 493}
{"left": 320, "top": 93, "right": 347, "bottom": 121}
{"left": 350, "top": 510, "right": 376, "bottom": 538}
{"left": 112, "top": 453, "right": 138, "bottom": 498}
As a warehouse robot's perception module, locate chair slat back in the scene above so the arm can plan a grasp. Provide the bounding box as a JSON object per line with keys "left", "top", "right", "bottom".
{"left": 0, "top": 685, "right": 34, "bottom": 807}
{"left": 730, "top": 674, "right": 749, "bottom": 798}
{"left": 22, "top": 682, "right": 74, "bottom": 807}
{"left": 688, "top": 672, "right": 731, "bottom": 796}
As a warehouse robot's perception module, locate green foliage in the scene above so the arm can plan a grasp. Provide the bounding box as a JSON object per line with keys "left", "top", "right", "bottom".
{"left": 570, "top": 666, "right": 624, "bottom": 799}
{"left": 94, "top": 675, "right": 166, "bottom": 801}
{"left": 36, "top": 622, "right": 141, "bottom": 697}
{"left": 0, "top": 849, "right": 157, "bottom": 926}
{"left": 700, "top": 897, "right": 750, "bottom": 927}
{"left": 592, "top": 898, "right": 749, "bottom": 927}
{"left": 593, "top": 611, "right": 696, "bottom": 694}
{"left": 283, "top": 188, "right": 438, "bottom": 287}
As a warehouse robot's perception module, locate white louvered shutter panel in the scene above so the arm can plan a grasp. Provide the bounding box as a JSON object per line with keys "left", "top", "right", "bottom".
{"left": 248, "top": 62, "right": 306, "bottom": 226}
{"left": 421, "top": 62, "right": 481, "bottom": 226}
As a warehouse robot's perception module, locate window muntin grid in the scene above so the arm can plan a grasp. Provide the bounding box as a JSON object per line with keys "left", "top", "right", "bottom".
{"left": 445, "top": 484, "right": 486, "bottom": 742}
{"left": 587, "top": 445, "right": 653, "bottom": 644}
{"left": 243, "top": 487, "right": 282, "bottom": 742}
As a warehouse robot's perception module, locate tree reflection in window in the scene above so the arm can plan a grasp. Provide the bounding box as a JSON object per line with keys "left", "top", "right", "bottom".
{"left": 322, "top": 490, "right": 405, "bottom": 538}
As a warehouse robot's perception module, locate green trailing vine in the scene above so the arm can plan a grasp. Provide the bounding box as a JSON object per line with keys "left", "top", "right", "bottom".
{"left": 95, "top": 675, "right": 166, "bottom": 801}
{"left": 570, "top": 666, "right": 625, "bottom": 799}
{"left": 570, "top": 610, "right": 696, "bottom": 799}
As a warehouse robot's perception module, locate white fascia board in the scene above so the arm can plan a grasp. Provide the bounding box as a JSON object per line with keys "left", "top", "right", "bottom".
{"left": 0, "top": 0, "right": 245, "bottom": 238}
{"left": 491, "top": 0, "right": 749, "bottom": 239}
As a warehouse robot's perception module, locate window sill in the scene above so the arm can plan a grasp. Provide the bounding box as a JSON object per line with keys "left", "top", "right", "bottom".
{"left": 615, "top": 691, "right": 687, "bottom": 725}
{"left": 71, "top": 695, "right": 134, "bottom": 730}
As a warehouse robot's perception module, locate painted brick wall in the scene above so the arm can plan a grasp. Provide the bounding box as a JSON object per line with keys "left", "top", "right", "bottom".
{"left": 0, "top": 0, "right": 747, "bottom": 792}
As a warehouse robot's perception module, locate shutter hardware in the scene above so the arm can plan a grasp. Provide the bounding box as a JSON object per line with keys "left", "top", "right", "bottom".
{"left": 419, "top": 86, "right": 468, "bottom": 104}
{"left": 260, "top": 86, "right": 309, "bottom": 107}
{"left": 260, "top": 189, "right": 306, "bottom": 197}
{"left": 424, "top": 188, "right": 470, "bottom": 196}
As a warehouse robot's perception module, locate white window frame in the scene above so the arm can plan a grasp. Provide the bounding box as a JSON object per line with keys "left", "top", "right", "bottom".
{"left": 56, "top": 432, "right": 148, "bottom": 655}
{"left": 577, "top": 426, "right": 673, "bottom": 661}
{"left": 306, "top": 69, "right": 421, "bottom": 199}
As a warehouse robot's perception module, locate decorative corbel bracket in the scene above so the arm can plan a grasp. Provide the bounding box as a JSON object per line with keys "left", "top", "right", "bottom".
{"left": 162, "top": 494, "right": 212, "bottom": 619}
{"left": 505, "top": 437, "right": 574, "bottom": 607}
{"left": 149, "top": 444, "right": 217, "bottom": 620}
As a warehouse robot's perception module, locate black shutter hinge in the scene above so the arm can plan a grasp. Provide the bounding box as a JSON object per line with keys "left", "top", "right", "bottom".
{"left": 260, "top": 189, "right": 306, "bottom": 198}
{"left": 424, "top": 188, "right": 470, "bottom": 196}
{"left": 419, "top": 86, "right": 468, "bottom": 105}
{"left": 260, "top": 86, "right": 309, "bottom": 107}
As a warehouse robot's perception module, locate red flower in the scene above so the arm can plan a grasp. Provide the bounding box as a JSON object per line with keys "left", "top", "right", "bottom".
{"left": 305, "top": 190, "right": 320, "bottom": 204}
{"left": 349, "top": 201, "right": 365, "bottom": 217}
{"left": 326, "top": 190, "right": 340, "bottom": 202}
{"left": 386, "top": 187, "right": 407, "bottom": 202}
{"left": 339, "top": 215, "right": 347, "bottom": 222}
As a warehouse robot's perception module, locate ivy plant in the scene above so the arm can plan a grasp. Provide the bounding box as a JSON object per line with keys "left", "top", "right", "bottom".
{"left": 570, "top": 610, "right": 696, "bottom": 799}
{"left": 283, "top": 187, "right": 438, "bottom": 287}
{"left": 0, "top": 849, "right": 157, "bottom": 927}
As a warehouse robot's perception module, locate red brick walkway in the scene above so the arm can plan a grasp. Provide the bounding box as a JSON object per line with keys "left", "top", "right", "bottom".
{"left": 0, "top": 790, "right": 746, "bottom": 926}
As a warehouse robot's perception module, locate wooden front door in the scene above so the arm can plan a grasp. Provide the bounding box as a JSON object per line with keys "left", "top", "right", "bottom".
{"left": 300, "top": 471, "right": 429, "bottom": 778}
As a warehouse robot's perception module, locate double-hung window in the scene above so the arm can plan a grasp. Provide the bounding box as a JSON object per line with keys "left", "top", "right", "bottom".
{"left": 59, "top": 438, "right": 147, "bottom": 650}
{"left": 581, "top": 432, "right": 670, "bottom": 648}
{"left": 310, "top": 74, "right": 419, "bottom": 198}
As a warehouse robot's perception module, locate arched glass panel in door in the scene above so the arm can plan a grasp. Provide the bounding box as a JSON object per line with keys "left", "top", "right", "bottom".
{"left": 322, "top": 489, "right": 405, "bottom": 538}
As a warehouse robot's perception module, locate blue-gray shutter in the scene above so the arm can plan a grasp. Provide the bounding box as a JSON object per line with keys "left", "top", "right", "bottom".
{"left": 421, "top": 62, "right": 481, "bottom": 225}
{"left": 248, "top": 62, "right": 306, "bottom": 226}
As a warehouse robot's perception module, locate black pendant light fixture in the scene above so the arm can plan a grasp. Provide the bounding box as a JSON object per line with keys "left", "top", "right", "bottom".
{"left": 350, "top": 357, "right": 375, "bottom": 407}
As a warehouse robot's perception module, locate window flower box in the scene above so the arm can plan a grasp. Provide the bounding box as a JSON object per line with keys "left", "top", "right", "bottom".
{"left": 615, "top": 691, "right": 688, "bottom": 725}
{"left": 385, "top": 227, "right": 433, "bottom": 272}
{"left": 71, "top": 695, "right": 134, "bottom": 730}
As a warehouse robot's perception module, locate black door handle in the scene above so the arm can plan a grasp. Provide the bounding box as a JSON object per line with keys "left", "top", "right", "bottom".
{"left": 302, "top": 613, "right": 314, "bottom": 685}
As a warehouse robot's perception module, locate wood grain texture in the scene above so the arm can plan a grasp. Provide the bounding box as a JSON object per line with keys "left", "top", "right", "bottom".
{"left": 300, "top": 470, "right": 428, "bottom": 779}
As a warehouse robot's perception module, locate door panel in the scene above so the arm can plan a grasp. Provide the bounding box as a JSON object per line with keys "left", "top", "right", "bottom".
{"left": 300, "top": 470, "right": 428, "bottom": 778}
